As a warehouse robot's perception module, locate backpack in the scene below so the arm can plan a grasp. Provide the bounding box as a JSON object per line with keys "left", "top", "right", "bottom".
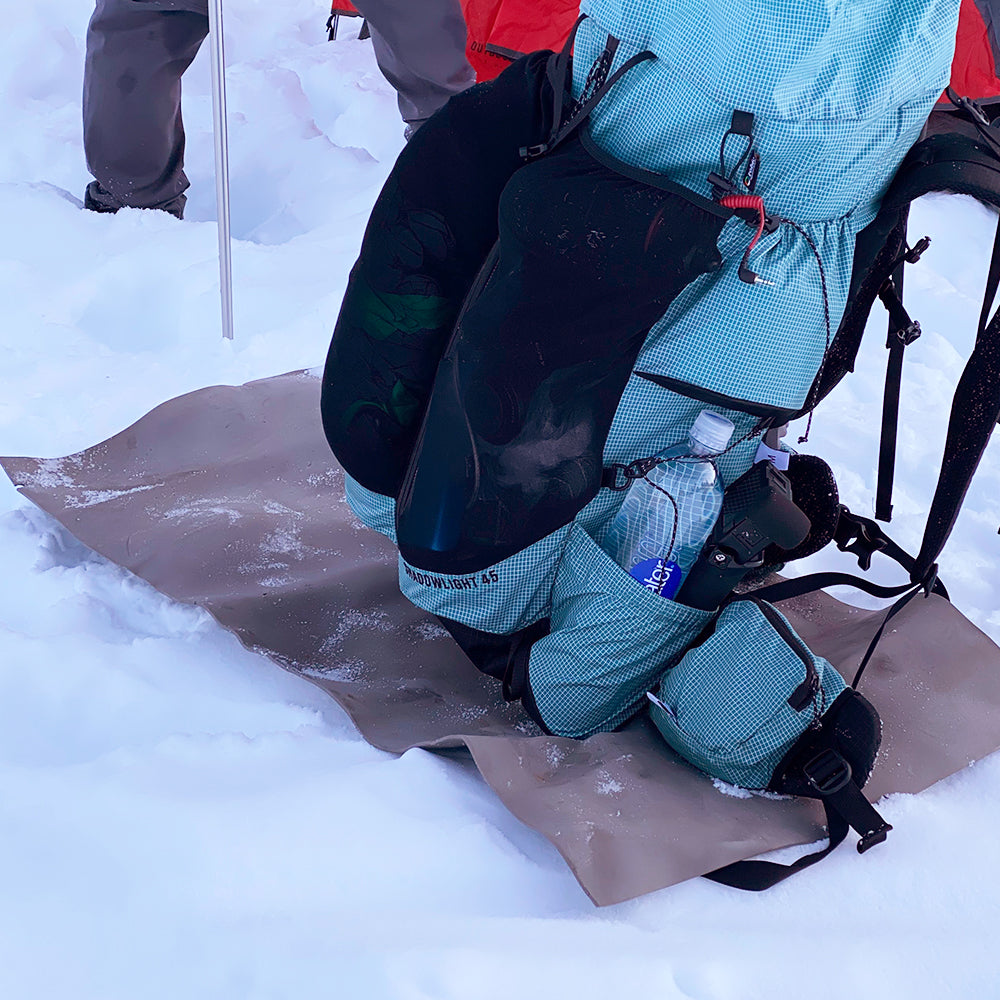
{"left": 321, "top": 21, "right": 1000, "bottom": 886}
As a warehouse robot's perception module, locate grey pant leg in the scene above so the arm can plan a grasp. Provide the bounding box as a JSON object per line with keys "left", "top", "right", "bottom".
{"left": 83, "top": 0, "right": 209, "bottom": 215}
{"left": 352, "top": 0, "right": 475, "bottom": 126}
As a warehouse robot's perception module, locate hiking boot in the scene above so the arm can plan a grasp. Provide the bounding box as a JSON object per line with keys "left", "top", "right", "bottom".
{"left": 83, "top": 181, "right": 186, "bottom": 220}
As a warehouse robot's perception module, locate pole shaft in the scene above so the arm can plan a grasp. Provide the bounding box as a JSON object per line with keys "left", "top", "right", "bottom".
{"left": 207, "top": 0, "right": 234, "bottom": 340}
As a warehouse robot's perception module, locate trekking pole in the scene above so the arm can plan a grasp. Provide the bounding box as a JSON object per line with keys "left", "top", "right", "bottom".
{"left": 207, "top": 0, "right": 234, "bottom": 340}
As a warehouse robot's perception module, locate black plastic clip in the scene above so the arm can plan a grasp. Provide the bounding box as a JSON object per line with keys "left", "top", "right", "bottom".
{"left": 905, "top": 236, "right": 931, "bottom": 264}
{"left": 918, "top": 562, "right": 940, "bottom": 598}
{"left": 520, "top": 142, "right": 549, "bottom": 161}
{"left": 707, "top": 171, "right": 738, "bottom": 201}
{"left": 602, "top": 456, "right": 662, "bottom": 491}
{"left": 958, "top": 93, "right": 991, "bottom": 127}
{"left": 803, "top": 748, "right": 852, "bottom": 796}
{"left": 762, "top": 214, "right": 780, "bottom": 235}
{"left": 878, "top": 277, "right": 922, "bottom": 347}
{"left": 885, "top": 236, "right": 931, "bottom": 277}
{"left": 834, "top": 507, "right": 888, "bottom": 571}
{"left": 857, "top": 822, "right": 893, "bottom": 854}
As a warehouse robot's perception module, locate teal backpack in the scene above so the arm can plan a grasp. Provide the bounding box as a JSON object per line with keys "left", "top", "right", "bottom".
{"left": 321, "top": 16, "right": 1000, "bottom": 885}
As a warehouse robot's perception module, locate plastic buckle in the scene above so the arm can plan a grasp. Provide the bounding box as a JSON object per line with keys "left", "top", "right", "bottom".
{"left": 803, "top": 748, "right": 853, "bottom": 796}
{"left": 602, "top": 457, "right": 661, "bottom": 491}
{"left": 959, "top": 94, "right": 991, "bottom": 127}
{"left": 857, "top": 822, "right": 893, "bottom": 854}
{"left": 905, "top": 237, "right": 931, "bottom": 264}
{"left": 519, "top": 142, "right": 549, "bottom": 161}
{"left": 602, "top": 464, "right": 630, "bottom": 491}
{"left": 707, "top": 171, "right": 738, "bottom": 201}
{"left": 894, "top": 320, "right": 922, "bottom": 347}
{"left": 834, "top": 507, "right": 887, "bottom": 571}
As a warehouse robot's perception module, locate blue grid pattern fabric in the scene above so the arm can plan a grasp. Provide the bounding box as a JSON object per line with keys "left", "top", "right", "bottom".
{"left": 574, "top": 0, "right": 961, "bottom": 411}
{"left": 345, "top": 380, "right": 764, "bottom": 638}
{"left": 341, "top": 3, "right": 958, "bottom": 735}
{"left": 527, "top": 523, "right": 716, "bottom": 736}
{"left": 347, "top": 472, "right": 573, "bottom": 633}
{"left": 650, "top": 600, "right": 847, "bottom": 789}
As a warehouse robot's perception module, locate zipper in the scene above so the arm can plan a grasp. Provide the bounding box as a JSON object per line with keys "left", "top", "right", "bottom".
{"left": 752, "top": 599, "right": 820, "bottom": 712}
{"left": 634, "top": 370, "right": 795, "bottom": 422}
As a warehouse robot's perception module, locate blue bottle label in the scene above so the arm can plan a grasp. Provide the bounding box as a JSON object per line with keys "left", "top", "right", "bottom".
{"left": 628, "top": 557, "right": 683, "bottom": 599}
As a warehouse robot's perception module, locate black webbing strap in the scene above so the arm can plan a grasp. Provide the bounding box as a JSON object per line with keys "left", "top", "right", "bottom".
{"left": 875, "top": 267, "right": 920, "bottom": 522}
{"left": 543, "top": 12, "right": 586, "bottom": 143}
{"left": 875, "top": 284, "right": 904, "bottom": 523}
{"left": 705, "top": 757, "right": 890, "bottom": 890}
{"left": 705, "top": 805, "right": 848, "bottom": 891}
{"left": 914, "top": 301, "right": 1000, "bottom": 580}
{"left": 977, "top": 217, "right": 1000, "bottom": 339}
{"left": 873, "top": 229, "right": 932, "bottom": 523}
{"left": 851, "top": 583, "right": 927, "bottom": 688}
{"left": 737, "top": 504, "right": 949, "bottom": 606}
{"left": 744, "top": 571, "right": 916, "bottom": 605}
{"left": 523, "top": 23, "right": 655, "bottom": 160}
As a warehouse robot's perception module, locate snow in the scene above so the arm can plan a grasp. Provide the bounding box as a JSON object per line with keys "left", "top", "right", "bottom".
{"left": 0, "top": 1, "right": 998, "bottom": 997}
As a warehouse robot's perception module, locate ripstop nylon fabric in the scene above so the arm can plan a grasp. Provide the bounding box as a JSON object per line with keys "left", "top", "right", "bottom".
{"left": 574, "top": 0, "right": 962, "bottom": 414}
{"left": 650, "top": 600, "right": 847, "bottom": 789}
{"left": 334, "top": 6, "right": 964, "bottom": 738}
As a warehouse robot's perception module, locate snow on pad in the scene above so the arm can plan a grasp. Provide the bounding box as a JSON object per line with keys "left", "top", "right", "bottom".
{"left": 0, "top": 2, "right": 997, "bottom": 998}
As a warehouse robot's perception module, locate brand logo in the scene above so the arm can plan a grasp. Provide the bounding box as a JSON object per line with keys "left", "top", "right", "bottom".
{"left": 628, "top": 557, "right": 682, "bottom": 599}
{"left": 403, "top": 563, "right": 499, "bottom": 591}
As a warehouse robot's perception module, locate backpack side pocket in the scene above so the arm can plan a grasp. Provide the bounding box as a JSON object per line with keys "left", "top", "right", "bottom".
{"left": 526, "top": 523, "right": 715, "bottom": 737}
{"left": 649, "top": 598, "right": 846, "bottom": 790}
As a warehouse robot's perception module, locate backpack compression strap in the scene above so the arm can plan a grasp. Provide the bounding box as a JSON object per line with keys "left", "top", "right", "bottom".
{"left": 705, "top": 689, "right": 891, "bottom": 891}
{"left": 822, "top": 97, "right": 1000, "bottom": 580}
{"left": 873, "top": 234, "right": 930, "bottom": 522}
{"left": 521, "top": 14, "right": 655, "bottom": 161}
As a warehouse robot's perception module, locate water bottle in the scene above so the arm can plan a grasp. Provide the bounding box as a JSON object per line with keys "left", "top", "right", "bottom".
{"left": 602, "top": 410, "right": 735, "bottom": 599}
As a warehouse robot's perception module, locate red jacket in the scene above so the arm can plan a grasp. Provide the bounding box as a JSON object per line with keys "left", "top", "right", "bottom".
{"left": 333, "top": 0, "right": 1000, "bottom": 96}
{"left": 461, "top": 0, "right": 576, "bottom": 80}
{"left": 330, "top": 1, "right": 575, "bottom": 81}
{"left": 951, "top": 0, "right": 1000, "bottom": 100}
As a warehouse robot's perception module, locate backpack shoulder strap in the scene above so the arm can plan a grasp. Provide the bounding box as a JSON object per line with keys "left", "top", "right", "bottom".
{"left": 802, "top": 100, "right": 1000, "bottom": 582}
{"left": 802, "top": 102, "right": 1000, "bottom": 416}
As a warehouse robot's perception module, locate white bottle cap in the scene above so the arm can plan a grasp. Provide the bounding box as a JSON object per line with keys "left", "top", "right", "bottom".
{"left": 689, "top": 410, "right": 735, "bottom": 454}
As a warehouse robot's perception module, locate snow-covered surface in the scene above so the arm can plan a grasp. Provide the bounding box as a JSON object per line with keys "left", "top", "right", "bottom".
{"left": 1, "top": 2, "right": 998, "bottom": 996}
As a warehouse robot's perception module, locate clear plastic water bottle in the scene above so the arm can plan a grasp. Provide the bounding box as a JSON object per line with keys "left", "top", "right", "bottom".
{"left": 602, "top": 410, "right": 735, "bottom": 599}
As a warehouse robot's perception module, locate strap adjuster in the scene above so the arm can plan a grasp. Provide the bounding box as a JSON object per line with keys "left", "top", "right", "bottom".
{"left": 857, "top": 822, "right": 892, "bottom": 854}
{"left": 803, "top": 748, "right": 852, "bottom": 795}
{"left": 917, "top": 561, "right": 940, "bottom": 597}
{"left": 958, "top": 93, "right": 991, "bottom": 126}
{"left": 834, "top": 507, "right": 888, "bottom": 571}
{"left": 519, "top": 142, "right": 549, "bottom": 161}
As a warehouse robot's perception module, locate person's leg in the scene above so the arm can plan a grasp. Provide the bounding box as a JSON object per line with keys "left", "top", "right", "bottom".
{"left": 352, "top": 0, "right": 476, "bottom": 132}
{"left": 83, "top": 0, "right": 209, "bottom": 217}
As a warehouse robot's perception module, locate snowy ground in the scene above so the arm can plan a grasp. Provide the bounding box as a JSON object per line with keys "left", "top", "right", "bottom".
{"left": 1, "top": 2, "right": 998, "bottom": 998}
